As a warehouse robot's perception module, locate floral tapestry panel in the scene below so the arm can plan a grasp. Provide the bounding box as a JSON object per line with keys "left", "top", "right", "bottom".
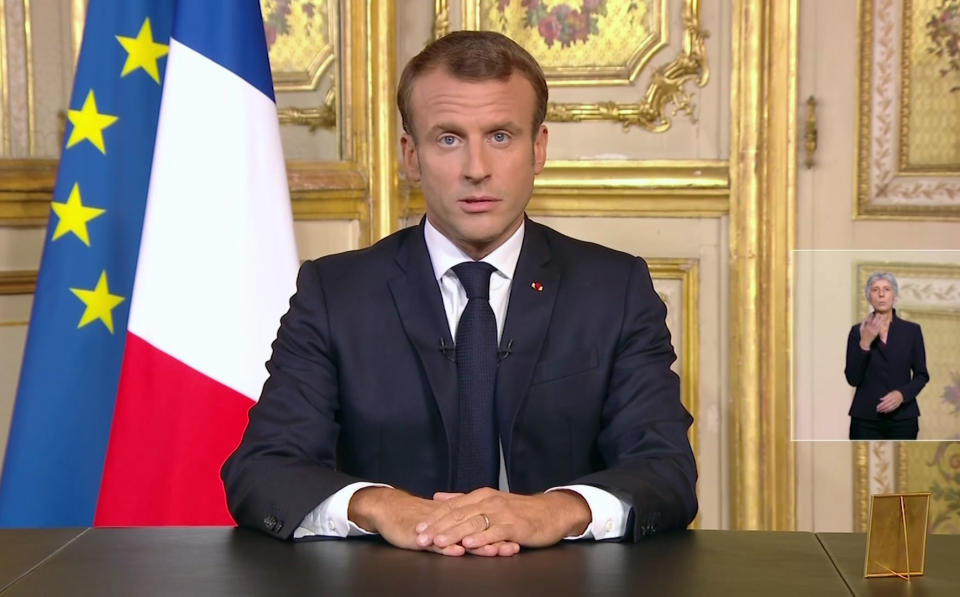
{"left": 261, "top": 0, "right": 336, "bottom": 90}
{"left": 471, "top": 0, "right": 668, "bottom": 85}
{"left": 899, "top": 442, "right": 960, "bottom": 534}
{"left": 903, "top": 0, "right": 960, "bottom": 170}
{"left": 857, "top": 0, "right": 960, "bottom": 217}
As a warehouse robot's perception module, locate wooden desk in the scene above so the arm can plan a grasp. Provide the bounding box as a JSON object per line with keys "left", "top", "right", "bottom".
{"left": 0, "top": 528, "right": 851, "bottom": 596}
{"left": 818, "top": 532, "right": 960, "bottom": 596}
{"left": 0, "top": 528, "right": 84, "bottom": 591}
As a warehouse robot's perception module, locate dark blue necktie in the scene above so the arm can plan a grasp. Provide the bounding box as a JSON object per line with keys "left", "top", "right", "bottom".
{"left": 451, "top": 261, "right": 499, "bottom": 492}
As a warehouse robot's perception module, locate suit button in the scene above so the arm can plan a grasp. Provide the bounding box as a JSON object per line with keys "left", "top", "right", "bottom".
{"left": 263, "top": 515, "right": 277, "bottom": 531}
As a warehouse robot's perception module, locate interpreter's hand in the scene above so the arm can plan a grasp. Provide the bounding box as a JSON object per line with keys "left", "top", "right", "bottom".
{"left": 860, "top": 313, "right": 882, "bottom": 350}
{"left": 347, "top": 487, "right": 466, "bottom": 556}
{"left": 414, "top": 488, "right": 592, "bottom": 556}
{"left": 876, "top": 390, "right": 904, "bottom": 413}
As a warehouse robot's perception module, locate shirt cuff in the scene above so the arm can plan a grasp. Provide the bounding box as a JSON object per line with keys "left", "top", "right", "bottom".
{"left": 292, "top": 481, "right": 392, "bottom": 539}
{"left": 547, "top": 484, "right": 631, "bottom": 541}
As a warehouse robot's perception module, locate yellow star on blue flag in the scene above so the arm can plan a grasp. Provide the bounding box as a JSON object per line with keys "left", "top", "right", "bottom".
{"left": 70, "top": 270, "right": 126, "bottom": 333}
{"left": 66, "top": 90, "right": 119, "bottom": 154}
{"left": 50, "top": 183, "right": 106, "bottom": 247}
{"left": 116, "top": 17, "right": 169, "bottom": 83}
{"left": 0, "top": 0, "right": 175, "bottom": 528}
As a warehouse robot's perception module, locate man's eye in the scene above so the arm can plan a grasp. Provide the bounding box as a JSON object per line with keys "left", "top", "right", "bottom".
{"left": 492, "top": 132, "right": 509, "bottom": 143}
{"left": 440, "top": 135, "right": 457, "bottom": 145}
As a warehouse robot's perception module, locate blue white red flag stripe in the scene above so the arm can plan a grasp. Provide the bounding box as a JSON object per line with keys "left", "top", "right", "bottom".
{"left": 0, "top": 0, "right": 296, "bottom": 527}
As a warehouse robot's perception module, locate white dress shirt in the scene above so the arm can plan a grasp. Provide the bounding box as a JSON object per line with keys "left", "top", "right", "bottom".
{"left": 294, "top": 219, "right": 630, "bottom": 541}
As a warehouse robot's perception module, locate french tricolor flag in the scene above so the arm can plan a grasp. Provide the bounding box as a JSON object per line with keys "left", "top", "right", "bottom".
{"left": 0, "top": 0, "right": 296, "bottom": 526}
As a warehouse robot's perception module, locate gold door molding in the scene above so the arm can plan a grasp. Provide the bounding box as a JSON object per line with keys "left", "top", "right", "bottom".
{"left": 856, "top": 0, "right": 960, "bottom": 219}
{"left": 729, "top": 0, "right": 797, "bottom": 530}
{"left": 648, "top": 257, "right": 700, "bottom": 460}
{"left": 401, "top": 160, "right": 729, "bottom": 219}
{"left": 0, "top": 158, "right": 54, "bottom": 224}
{"left": 650, "top": 257, "right": 700, "bottom": 527}
{"left": 0, "top": 0, "right": 35, "bottom": 157}
{"left": 0, "top": 269, "right": 34, "bottom": 294}
{"left": 1, "top": 0, "right": 10, "bottom": 155}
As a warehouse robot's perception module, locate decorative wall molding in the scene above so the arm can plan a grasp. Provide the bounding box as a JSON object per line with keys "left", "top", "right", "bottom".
{"left": 276, "top": 80, "right": 337, "bottom": 131}
{"left": 729, "top": 0, "right": 797, "bottom": 531}
{"left": 855, "top": 0, "right": 960, "bottom": 219}
{"left": 403, "top": 160, "right": 729, "bottom": 218}
{"left": 262, "top": 0, "right": 338, "bottom": 91}
{"left": 437, "top": 0, "right": 709, "bottom": 133}
{"left": 0, "top": 269, "right": 35, "bottom": 294}
{"left": 0, "top": 158, "right": 369, "bottom": 226}
{"left": 648, "top": 257, "right": 700, "bottom": 458}
{"left": 649, "top": 256, "right": 700, "bottom": 526}
{"left": 0, "top": 158, "right": 55, "bottom": 225}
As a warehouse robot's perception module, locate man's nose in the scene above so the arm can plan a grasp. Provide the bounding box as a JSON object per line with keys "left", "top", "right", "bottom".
{"left": 462, "top": 140, "right": 491, "bottom": 183}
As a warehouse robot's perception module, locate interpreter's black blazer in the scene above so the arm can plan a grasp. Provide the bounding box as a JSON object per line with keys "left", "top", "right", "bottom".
{"left": 844, "top": 310, "right": 928, "bottom": 420}
{"left": 222, "top": 219, "right": 697, "bottom": 542}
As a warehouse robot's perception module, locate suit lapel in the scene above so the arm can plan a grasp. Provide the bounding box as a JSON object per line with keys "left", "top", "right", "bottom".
{"left": 496, "top": 221, "right": 560, "bottom": 461}
{"left": 388, "top": 224, "right": 458, "bottom": 459}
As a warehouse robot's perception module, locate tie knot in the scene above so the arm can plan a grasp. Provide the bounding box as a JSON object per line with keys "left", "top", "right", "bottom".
{"left": 452, "top": 262, "right": 496, "bottom": 299}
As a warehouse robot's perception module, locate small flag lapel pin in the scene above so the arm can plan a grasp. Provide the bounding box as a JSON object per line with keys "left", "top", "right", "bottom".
{"left": 531, "top": 281, "right": 543, "bottom": 292}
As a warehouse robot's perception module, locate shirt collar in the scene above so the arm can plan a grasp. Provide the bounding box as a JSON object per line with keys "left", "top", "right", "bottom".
{"left": 423, "top": 217, "right": 524, "bottom": 282}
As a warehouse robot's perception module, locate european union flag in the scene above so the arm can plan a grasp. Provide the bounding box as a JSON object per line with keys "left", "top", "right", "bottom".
{"left": 0, "top": 0, "right": 175, "bottom": 527}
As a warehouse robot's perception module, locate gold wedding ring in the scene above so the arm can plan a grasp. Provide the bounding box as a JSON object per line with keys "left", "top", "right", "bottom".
{"left": 480, "top": 513, "right": 491, "bottom": 531}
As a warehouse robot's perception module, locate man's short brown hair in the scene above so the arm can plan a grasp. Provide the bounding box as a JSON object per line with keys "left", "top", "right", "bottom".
{"left": 397, "top": 31, "right": 548, "bottom": 138}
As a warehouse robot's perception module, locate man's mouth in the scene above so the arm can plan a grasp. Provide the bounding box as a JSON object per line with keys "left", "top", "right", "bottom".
{"left": 459, "top": 196, "right": 499, "bottom": 212}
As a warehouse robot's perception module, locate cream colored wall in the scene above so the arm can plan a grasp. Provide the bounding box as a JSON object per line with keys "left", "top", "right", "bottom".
{"left": 796, "top": 0, "right": 960, "bottom": 532}
{"left": 295, "top": 220, "right": 361, "bottom": 259}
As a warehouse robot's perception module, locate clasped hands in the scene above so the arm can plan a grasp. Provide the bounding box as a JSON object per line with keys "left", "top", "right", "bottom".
{"left": 347, "top": 486, "right": 591, "bottom": 557}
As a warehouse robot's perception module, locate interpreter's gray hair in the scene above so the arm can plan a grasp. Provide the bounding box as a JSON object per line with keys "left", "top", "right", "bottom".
{"left": 864, "top": 272, "right": 899, "bottom": 302}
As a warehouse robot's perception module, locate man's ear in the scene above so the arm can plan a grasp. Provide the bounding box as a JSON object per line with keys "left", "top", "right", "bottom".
{"left": 533, "top": 124, "right": 548, "bottom": 175}
{"left": 400, "top": 133, "right": 421, "bottom": 182}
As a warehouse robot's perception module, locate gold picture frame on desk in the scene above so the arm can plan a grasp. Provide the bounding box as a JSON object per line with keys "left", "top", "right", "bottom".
{"left": 863, "top": 492, "right": 930, "bottom": 579}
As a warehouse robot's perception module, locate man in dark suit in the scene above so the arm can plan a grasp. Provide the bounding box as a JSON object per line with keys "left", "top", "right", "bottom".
{"left": 222, "top": 31, "right": 696, "bottom": 557}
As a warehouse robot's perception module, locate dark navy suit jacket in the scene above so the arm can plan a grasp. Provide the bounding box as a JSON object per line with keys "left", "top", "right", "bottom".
{"left": 844, "top": 310, "right": 928, "bottom": 420}
{"left": 222, "top": 219, "right": 697, "bottom": 541}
